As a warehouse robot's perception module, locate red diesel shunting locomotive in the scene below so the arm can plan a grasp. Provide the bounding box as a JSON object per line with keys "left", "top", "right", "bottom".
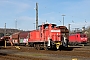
{"left": 69, "top": 32, "right": 87, "bottom": 45}
{"left": 28, "top": 23, "right": 69, "bottom": 50}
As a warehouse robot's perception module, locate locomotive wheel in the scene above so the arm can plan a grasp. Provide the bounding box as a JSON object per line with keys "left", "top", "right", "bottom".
{"left": 34, "top": 44, "right": 40, "bottom": 50}
{"left": 74, "top": 42, "right": 78, "bottom": 46}
{"left": 34, "top": 44, "right": 37, "bottom": 49}
{"left": 44, "top": 46, "right": 48, "bottom": 50}
{"left": 36, "top": 44, "right": 40, "bottom": 50}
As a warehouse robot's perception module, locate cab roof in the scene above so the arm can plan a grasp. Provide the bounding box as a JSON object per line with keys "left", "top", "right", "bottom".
{"left": 38, "top": 23, "right": 57, "bottom": 27}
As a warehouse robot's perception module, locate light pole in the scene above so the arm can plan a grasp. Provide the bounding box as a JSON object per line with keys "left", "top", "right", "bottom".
{"left": 62, "top": 14, "right": 66, "bottom": 26}
{"left": 68, "top": 24, "right": 71, "bottom": 34}
{"left": 36, "top": 2, "right": 38, "bottom": 30}
{"left": 4, "top": 23, "right": 6, "bottom": 48}
{"left": 34, "top": 3, "right": 38, "bottom": 30}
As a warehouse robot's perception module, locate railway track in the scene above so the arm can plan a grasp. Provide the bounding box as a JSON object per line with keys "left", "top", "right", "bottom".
{"left": 0, "top": 46, "right": 90, "bottom": 60}
{"left": 18, "top": 46, "right": 90, "bottom": 58}
{"left": 0, "top": 51, "right": 47, "bottom": 60}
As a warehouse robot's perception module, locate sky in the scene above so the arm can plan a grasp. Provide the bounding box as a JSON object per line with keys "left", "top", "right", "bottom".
{"left": 0, "top": 0, "right": 90, "bottom": 31}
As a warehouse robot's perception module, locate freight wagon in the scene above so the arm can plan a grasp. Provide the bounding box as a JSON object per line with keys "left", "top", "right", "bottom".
{"left": 28, "top": 23, "right": 69, "bottom": 50}
{"left": 0, "top": 36, "right": 11, "bottom": 46}
{"left": 69, "top": 33, "right": 87, "bottom": 45}
{"left": 11, "top": 32, "right": 19, "bottom": 45}
{"left": 12, "top": 31, "right": 29, "bottom": 46}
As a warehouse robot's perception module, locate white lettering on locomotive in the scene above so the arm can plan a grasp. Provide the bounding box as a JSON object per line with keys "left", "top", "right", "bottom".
{"left": 51, "top": 30, "right": 61, "bottom": 32}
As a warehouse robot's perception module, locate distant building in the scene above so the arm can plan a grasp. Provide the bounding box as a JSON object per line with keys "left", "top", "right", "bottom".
{"left": 0, "top": 28, "right": 23, "bottom": 36}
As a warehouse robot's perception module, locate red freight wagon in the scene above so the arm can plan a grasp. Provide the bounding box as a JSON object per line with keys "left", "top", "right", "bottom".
{"left": 28, "top": 23, "right": 69, "bottom": 50}
{"left": 19, "top": 31, "right": 30, "bottom": 45}
{"left": 11, "top": 31, "right": 29, "bottom": 45}
{"left": 69, "top": 33, "right": 87, "bottom": 45}
{"left": 12, "top": 32, "right": 19, "bottom": 45}
{"left": 19, "top": 31, "right": 30, "bottom": 39}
